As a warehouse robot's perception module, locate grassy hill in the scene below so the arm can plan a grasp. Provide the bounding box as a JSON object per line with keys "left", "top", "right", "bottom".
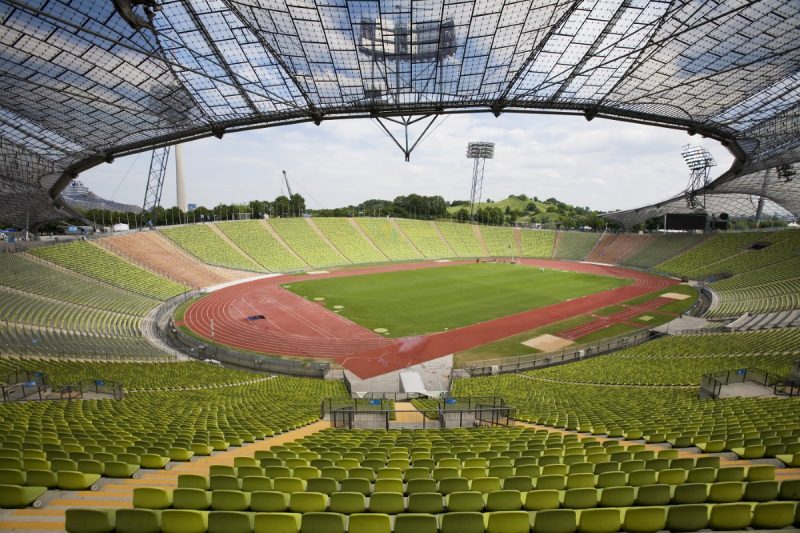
{"left": 447, "top": 194, "right": 596, "bottom": 227}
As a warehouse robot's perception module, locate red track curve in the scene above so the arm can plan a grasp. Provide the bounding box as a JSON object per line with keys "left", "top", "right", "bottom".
{"left": 181, "top": 259, "right": 678, "bottom": 378}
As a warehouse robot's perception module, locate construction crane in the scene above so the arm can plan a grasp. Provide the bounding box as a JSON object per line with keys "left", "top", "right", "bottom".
{"left": 281, "top": 170, "right": 294, "bottom": 197}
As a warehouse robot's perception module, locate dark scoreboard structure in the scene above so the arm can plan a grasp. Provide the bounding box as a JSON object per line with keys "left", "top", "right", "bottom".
{"left": 665, "top": 213, "right": 708, "bottom": 231}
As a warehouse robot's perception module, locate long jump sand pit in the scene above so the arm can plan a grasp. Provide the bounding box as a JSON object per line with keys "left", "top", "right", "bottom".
{"left": 661, "top": 292, "right": 692, "bottom": 300}
{"left": 522, "top": 334, "right": 575, "bottom": 351}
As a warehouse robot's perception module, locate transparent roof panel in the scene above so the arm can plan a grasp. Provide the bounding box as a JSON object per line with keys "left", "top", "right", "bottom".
{"left": 0, "top": 0, "right": 798, "bottom": 226}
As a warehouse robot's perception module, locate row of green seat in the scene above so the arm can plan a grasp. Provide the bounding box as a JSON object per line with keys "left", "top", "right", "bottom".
{"left": 64, "top": 502, "right": 800, "bottom": 533}
{"left": 0, "top": 359, "right": 260, "bottom": 391}
{"left": 133, "top": 479, "right": 798, "bottom": 512}
{"left": 161, "top": 225, "right": 263, "bottom": 271}
{"left": 30, "top": 241, "right": 188, "bottom": 300}
{"left": 0, "top": 253, "right": 158, "bottom": 315}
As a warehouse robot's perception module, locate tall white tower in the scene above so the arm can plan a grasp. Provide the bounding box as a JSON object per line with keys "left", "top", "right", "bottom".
{"left": 175, "top": 144, "right": 187, "bottom": 212}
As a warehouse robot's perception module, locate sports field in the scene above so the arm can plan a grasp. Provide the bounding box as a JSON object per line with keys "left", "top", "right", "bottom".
{"left": 283, "top": 263, "right": 629, "bottom": 337}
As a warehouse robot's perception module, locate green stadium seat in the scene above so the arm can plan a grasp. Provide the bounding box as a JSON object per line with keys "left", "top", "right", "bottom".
{"left": 637, "top": 484, "right": 671, "bottom": 506}
{"left": 485, "top": 510, "right": 530, "bottom": 533}
{"left": 751, "top": 501, "right": 797, "bottom": 529}
{"left": 599, "top": 486, "right": 635, "bottom": 507}
{"left": 369, "top": 492, "right": 405, "bottom": 514}
{"left": 339, "top": 478, "right": 370, "bottom": 495}
{"left": 253, "top": 512, "right": 301, "bottom": 533}
{"left": 746, "top": 464, "right": 774, "bottom": 481}
{"left": 114, "top": 509, "right": 161, "bottom": 533}
{"left": 289, "top": 491, "right": 327, "bottom": 513}
{"left": 0, "top": 484, "right": 46, "bottom": 508}
{"left": 394, "top": 513, "right": 438, "bottom": 533}
{"left": 532, "top": 509, "right": 577, "bottom": 533}
{"left": 440, "top": 511, "right": 486, "bottom": 533}
{"left": 673, "top": 483, "right": 708, "bottom": 504}
{"left": 781, "top": 479, "right": 800, "bottom": 500}
{"left": 250, "top": 491, "right": 289, "bottom": 512}
{"left": 329, "top": 492, "right": 365, "bottom": 514}
{"left": 172, "top": 488, "right": 211, "bottom": 510}
{"left": 666, "top": 504, "right": 709, "bottom": 532}
{"left": 744, "top": 480, "right": 779, "bottom": 502}
{"left": 208, "top": 511, "right": 253, "bottom": 533}
{"left": 485, "top": 490, "right": 522, "bottom": 512}
{"left": 578, "top": 508, "right": 620, "bottom": 533}
{"left": 161, "top": 509, "right": 208, "bottom": 533}
{"left": 65, "top": 509, "right": 115, "bottom": 533}
{"left": 708, "top": 481, "right": 744, "bottom": 503}
{"left": 57, "top": 470, "right": 100, "bottom": 490}
{"left": 709, "top": 502, "right": 752, "bottom": 530}
{"left": 408, "top": 492, "right": 444, "bottom": 513}
{"left": 349, "top": 513, "right": 392, "bottom": 533}
{"left": 563, "top": 488, "right": 598, "bottom": 509}
{"left": 622, "top": 506, "right": 667, "bottom": 533}
{"left": 439, "top": 477, "right": 470, "bottom": 495}
{"left": 134, "top": 487, "right": 172, "bottom": 510}
{"left": 447, "top": 491, "right": 485, "bottom": 514}
{"left": 300, "top": 512, "right": 345, "bottom": 533}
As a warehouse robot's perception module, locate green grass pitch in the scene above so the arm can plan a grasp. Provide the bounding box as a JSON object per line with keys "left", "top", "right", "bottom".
{"left": 284, "top": 263, "right": 629, "bottom": 337}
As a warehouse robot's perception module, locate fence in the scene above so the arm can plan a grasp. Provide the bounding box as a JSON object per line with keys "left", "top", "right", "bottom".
{"left": 462, "top": 329, "right": 656, "bottom": 376}
{"left": 699, "top": 367, "right": 793, "bottom": 399}
{"left": 328, "top": 405, "right": 516, "bottom": 430}
{"left": 0, "top": 380, "right": 123, "bottom": 402}
{"left": 322, "top": 396, "right": 514, "bottom": 429}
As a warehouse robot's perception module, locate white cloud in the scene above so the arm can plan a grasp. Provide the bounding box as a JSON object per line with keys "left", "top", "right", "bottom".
{"left": 79, "top": 112, "right": 733, "bottom": 212}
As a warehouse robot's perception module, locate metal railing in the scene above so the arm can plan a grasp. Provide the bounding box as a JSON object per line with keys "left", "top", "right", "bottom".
{"left": 699, "top": 367, "right": 790, "bottom": 399}
{"left": 328, "top": 405, "right": 516, "bottom": 430}
{"left": 0, "top": 380, "right": 123, "bottom": 402}
{"left": 462, "top": 329, "right": 657, "bottom": 376}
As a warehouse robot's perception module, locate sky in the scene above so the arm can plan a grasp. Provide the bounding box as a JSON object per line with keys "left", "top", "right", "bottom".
{"left": 80, "top": 112, "right": 733, "bottom": 213}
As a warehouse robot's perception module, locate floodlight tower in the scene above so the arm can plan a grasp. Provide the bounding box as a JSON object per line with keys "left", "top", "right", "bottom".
{"left": 681, "top": 144, "right": 716, "bottom": 209}
{"left": 466, "top": 142, "right": 495, "bottom": 221}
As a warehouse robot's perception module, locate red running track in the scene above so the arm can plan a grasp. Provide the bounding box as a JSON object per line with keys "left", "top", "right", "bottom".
{"left": 181, "top": 259, "right": 678, "bottom": 379}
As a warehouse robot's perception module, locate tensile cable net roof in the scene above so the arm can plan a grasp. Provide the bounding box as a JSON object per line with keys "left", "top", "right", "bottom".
{"left": 1, "top": 0, "right": 799, "bottom": 227}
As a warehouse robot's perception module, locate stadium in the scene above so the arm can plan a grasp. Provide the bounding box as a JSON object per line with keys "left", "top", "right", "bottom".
{"left": 1, "top": 1, "right": 800, "bottom": 532}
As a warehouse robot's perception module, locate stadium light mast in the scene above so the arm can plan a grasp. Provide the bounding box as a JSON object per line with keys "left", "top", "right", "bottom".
{"left": 466, "top": 142, "right": 495, "bottom": 221}
{"left": 681, "top": 144, "right": 716, "bottom": 209}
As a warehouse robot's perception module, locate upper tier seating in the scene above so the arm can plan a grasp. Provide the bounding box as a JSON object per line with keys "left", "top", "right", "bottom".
{"left": 99, "top": 232, "right": 240, "bottom": 288}
{"left": 585, "top": 234, "right": 655, "bottom": 264}
{"left": 0, "top": 322, "right": 168, "bottom": 360}
{"left": 437, "top": 222, "right": 484, "bottom": 256}
{"left": 217, "top": 220, "right": 308, "bottom": 272}
{"left": 519, "top": 229, "right": 556, "bottom": 258}
{"left": 0, "top": 359, "right": 261, "bottom": 390}
{"left": 30, "top": 241, "right": 187, "bottom": 300}
{"left": 161, "top": 225, "right": 263, "bottom": 272}
{"left": 553, "top": 232, "right": 601, "bottom": 260}
{"left": 525, "top": 328, "right": 800, "bottom": 386}
{"left": 656, "top": 232, "right": 770, "bottom": 278}
{"left": 0, "top": 254, "right": 157, "bottom": 316}
{"left": 355, "top": 219, "right": 422, "bottom": 261}
{"left": 268, "top": 219, "right": 345, "bottom": 268}
{"left": 396, "top": 219, "right": 454, "bottom": 258}
{"left": 623, "top": 234, "right": 707, "bottom": 269}
{"left": 480, "top": 226, "right": 518, "bottom": 257}
{"left": 312, "top": 218, "right": 387, "bottom": 264}
{"left": 726, "top": 310, "right": 800, "bottom": 331}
